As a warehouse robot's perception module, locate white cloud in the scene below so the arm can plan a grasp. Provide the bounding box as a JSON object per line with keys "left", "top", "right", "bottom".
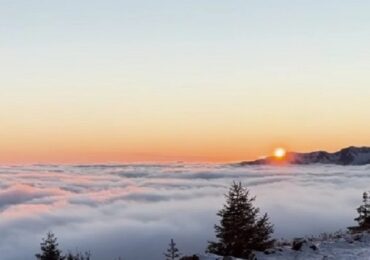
{"left": 0, "top": 164, "right": 368, "bottom": 259}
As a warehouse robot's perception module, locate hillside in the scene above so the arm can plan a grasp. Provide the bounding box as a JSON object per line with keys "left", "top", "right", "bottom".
{"left": 239, "top": 146, "right": 370, "bottom": 166}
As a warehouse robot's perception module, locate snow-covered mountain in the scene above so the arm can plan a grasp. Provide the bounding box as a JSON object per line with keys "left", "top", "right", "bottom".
{"left": 239, "top": 146, "right": 370, "bottom": 166}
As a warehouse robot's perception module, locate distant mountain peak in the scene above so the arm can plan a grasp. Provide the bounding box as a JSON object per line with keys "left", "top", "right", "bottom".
{"left": 239, "top": 146, "right": 370, "bottom": 166}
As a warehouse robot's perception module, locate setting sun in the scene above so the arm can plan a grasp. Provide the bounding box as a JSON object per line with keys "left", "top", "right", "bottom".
{"left": 274, "top": 148, "right": 286, "bottom": 158}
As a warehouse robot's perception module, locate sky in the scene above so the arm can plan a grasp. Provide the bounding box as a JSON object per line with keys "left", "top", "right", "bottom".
{"left": 1, "top": 1, "right": 370, "bottom": 163}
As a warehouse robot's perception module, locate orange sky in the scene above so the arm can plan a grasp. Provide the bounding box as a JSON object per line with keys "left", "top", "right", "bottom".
{"left": 1, "top": 110, "right": 369, "bottom": 164}
{"left": 1, "top": 78, "right": 370, "bottom": 164}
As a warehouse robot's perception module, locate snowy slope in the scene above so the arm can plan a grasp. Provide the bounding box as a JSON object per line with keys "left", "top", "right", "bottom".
{"left": 254, "top": 232, "right": 370, "bottom": 260}
{"left": 197, "top": 254, "right": 244, "bottom": 260}
{"left": 197, "top": 232, "right": 370, "bottom": 260}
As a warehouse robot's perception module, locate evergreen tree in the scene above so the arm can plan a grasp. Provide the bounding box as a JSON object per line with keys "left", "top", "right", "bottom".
{"left": 65, "top": 251, "right": 91, "bottom": 260}
{"left": 35, "top": 232, "right": 65, "bottom": 260}
{"left": 164, "top": 239, "right": 181, "bottom": 260}
{"left": 208, "top": 182, "right": 274, "bottom": 258}
{"left": 355, "top": 192, "right": 370, "bottom": 229}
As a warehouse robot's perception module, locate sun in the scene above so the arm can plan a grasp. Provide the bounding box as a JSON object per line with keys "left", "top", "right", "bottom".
{"left": 274, "top": 148, "right": 286, "bottom": 158}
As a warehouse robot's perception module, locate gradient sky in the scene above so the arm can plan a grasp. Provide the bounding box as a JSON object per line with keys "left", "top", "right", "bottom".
{"left": 1, "top": 1, "right": 370, "bottom": 163}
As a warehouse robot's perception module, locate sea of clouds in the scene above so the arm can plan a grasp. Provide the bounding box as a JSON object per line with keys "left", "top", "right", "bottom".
{"left": 0, "top": 163, "right": 369, "bottom": 260}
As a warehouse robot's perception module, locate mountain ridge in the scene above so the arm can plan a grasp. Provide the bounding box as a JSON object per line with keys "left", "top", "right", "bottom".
{"left": 239, "top": 146, "right": 370, "bottom": 166}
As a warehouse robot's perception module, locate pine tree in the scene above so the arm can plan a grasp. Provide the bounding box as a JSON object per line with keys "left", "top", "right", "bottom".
{"left": 208, "top": 182, "right": 274, "bottom": 258}
{"left": 65, "top": 251, "right": 91, "bottom": 260}
{"left": 164, "top": 239, "right": 181, "bottom": 260}
{"left": 355, "top": 192, "right": 370, "bottom": 229}
{"left": 35, "top": 232, "right": 65, "bottom": 260}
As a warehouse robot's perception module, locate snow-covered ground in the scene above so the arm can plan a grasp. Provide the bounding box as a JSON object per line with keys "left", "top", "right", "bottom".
{"left": 196, "top": 232, "right": 370, "bottom": 260}
{"left": 255, "top": 232, "right": 370, "bottom": 259}
{"left": 197, "top": 254, "right": 244, "bottom": 260}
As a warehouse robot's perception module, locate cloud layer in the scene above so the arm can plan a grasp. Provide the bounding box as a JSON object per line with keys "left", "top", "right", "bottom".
{"left": 0, "top": 163, "right": 369, "bottom": 259}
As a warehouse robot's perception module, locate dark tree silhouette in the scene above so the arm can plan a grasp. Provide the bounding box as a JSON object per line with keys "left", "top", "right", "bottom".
{"left": 208, "top": 181, "right": 274, "bottom": 258}
{"left": 355, "top": 192, "right": 370, "bottom": 229}
{"left": 35, "top": 232, "right": 65, "bottom": 260}
{"left": 65, "top": 251, "right": 91, "bottom": 260}
{"left": 164, "top": 239, "right": 181, "bottom": 260}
